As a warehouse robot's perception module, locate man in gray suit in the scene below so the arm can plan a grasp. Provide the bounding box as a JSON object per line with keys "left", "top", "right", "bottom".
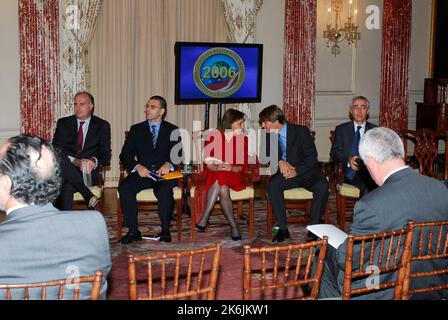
{"left": 0, "top": 135, "right": 111, "bottom": 299}
{"left": 319, "top": 127, "right": 448, "bottom": 299}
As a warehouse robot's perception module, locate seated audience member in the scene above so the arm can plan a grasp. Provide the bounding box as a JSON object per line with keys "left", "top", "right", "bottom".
{"left": 194, "top": 109, "right": 254, "bottom": 241}
{"left": 118, "top": 95, "right": 181, "bottom": 244}
{"left": 0, "top": 135, "right": 111, "bottom": 300}
{"left": 259, "top": 105, "right": 329, "bottom": 243}
{"left": 53, "top": 91, "right": 111, "bottom": 210}
{"left": 330, "top": 96, "right": 377, "bottom": 196}
{"left": 319, "top": 127, "right": 448, "bottom": 300}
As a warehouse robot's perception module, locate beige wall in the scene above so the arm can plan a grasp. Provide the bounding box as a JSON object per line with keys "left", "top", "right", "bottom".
{"left": 0, "top": 0, "right": 20, "bottom": 143}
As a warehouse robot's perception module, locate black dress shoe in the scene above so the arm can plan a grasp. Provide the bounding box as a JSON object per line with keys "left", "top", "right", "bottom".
{"left": 231, "top": 235, "right": 242, "bottom": 241}
{"left": 159, "top": 233, "right": 172, "bottom": 243}
{"left": 272, "top": 229, "right": 290, "bottom": 243}
{"left": 194, "top": 224, "right": 207, "bottom": 232}
{"left": 120, "top": 232, "right": 142, "bottom": 244}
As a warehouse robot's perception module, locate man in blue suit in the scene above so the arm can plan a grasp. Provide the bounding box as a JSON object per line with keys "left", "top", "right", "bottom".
{"left": 118, "top": 96, "right": 182, "bottom": 244}
{"left": 330, "top": 96, "right": 377, "bottom": 196}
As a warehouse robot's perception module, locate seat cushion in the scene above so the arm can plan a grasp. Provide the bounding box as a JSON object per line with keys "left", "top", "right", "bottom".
{"left": 190, "top": 186, "right": 254, "bottom": 200}
{"left": 116, "top": 186, "right": 182, "bottom": 201}
{"left": 73, "top": 186, "right": 102, "bottom": 201}
{"left": 283, "top": 188, "right": 313, "bottom": 200}
{"left": 338, "top": 183, "right": 360, "bottom": 198}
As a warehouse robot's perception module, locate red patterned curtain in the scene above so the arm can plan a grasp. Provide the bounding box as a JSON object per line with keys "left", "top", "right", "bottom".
{"left": 19, "top": 0, "right": 60, "bottom": 141}
{"left": 283, "top": 0, "right": 317, "bottom": 127}
{"left": 379, "top": 0, "right": 412, "bottom": 132}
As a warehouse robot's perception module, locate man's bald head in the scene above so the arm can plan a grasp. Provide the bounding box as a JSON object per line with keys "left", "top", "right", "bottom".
{"left": 0, "top": 135, "right": 62, "bottom": 206}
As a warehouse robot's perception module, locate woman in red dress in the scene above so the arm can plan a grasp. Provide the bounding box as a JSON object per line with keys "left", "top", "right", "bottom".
{"left": 194, "top": 109, "right": 249, "bottom": 240}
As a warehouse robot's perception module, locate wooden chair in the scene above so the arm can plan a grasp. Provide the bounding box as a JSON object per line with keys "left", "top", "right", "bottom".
{"left": 0, "top": 270, "right": 103, "bottom": 300}
{"left": 402, "top": 220, "right": 448, "bottom": 299}
{"left": 399, "top": 128, "right": 448, "bottom": 178}
{"left": 116, "top": 131, "right": 183, "bottom": 240}
{"left": 72, "top": 165, "right": 107, "bottom": 212}
{"left": 128, "top": 243, "right": 222, "bottom": 300}
{"left": 342, "top": 226, "right": 413, "bottom": 300}
{"left": 330, "top": 130, "right": 361, "bottom": 231}
{"left": 266, "top": 131, "right": 329, "bottom": 238}
{"left": 243, "top": 237, "right": 328, "bottom": 300}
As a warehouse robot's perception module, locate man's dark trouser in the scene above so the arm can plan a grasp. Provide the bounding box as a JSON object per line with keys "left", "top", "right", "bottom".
{"left": 56, "top": 158, "right": 96, "bottom": 210}
{"left": 118, "top": 172, "right": 177, "bottom": 235}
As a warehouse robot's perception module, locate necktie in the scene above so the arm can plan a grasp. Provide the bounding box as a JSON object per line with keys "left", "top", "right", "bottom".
{"left": 278, "top": 134, "right": 286, "bottom": 161}
{"left": 345, "top": 125, "right": 362, "bottom": 181}
{"left": 151, "top": 125, "right": 157, "bottom": 148}
{"left": 76, "top": 121, "right": 85, "bottom": 156}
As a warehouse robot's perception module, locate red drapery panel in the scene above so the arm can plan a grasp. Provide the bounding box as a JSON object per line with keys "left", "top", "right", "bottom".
{"left": 283, "top": 0, "right": 316, "bottom": 127}
{"left": 19, "top": 0, "right": 60, "bottom": 141}
{"left": 379, "top": 0, "right": 412, "bottom": 132}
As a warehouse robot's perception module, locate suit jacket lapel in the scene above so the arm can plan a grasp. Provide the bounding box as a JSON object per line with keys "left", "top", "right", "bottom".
{"left": 83, "top": 117, "right": 97, "bottom": 150}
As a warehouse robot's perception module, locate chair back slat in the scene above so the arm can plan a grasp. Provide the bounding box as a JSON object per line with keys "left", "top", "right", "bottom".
{"left": 293, "top": 248, "right": 302, "bottom": 282}
{"left": 343, "top": 227, "right": 413, "bottom": 300}
{"left": 304, "top": 247, "right": 314, "bottom": 280}
{"left": 402, "top": 220, "right": 448, "bottom": 299}
{"left": 243, "top": 238, "right": 328, "bottom": 300}
{"left": 161, "top": 257, "right": 167, "bottom": 296}
{"left": 128, "top": 243, "right": 222, "bottom": 300}
{"left": 197, "top": 253, "right": 206, "bottom": 294}
{"left": 0, "top": 271, "right": 103, "bottom": 300}
{"left": 186, "top": 255, "right": 193, "bottom": 292}
{"left": 283, "top": 248, "right": 291, "bottom": 282}
{"left": 273, "top": 250, "right": 279, "bottom": 284}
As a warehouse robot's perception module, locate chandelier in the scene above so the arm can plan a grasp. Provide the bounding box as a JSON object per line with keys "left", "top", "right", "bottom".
{"left": 323, "top": 0, "right": 361, "bottom": 56}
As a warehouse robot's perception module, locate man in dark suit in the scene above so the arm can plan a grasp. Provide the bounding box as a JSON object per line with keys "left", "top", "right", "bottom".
{"left": 259, "top": 105, "right": 329, "bottom": 243}
{"left": 330, "top": 96, "right": 377, "bottom": 196}
{"left": 0, "top": 135, "right": 111, "bottom": 299}
{"left": 118, "top": 95, "right": 182, "bottom": 244}
{"left": 319, "top": 127, "right": 448, "bottom": 299}
{"left": 53, "top": 92, "right": 111, "bottom": 210}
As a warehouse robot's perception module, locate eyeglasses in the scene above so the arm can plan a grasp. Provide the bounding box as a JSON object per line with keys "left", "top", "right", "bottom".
{"left": 145, "top": 104, "right": 161, "bottom": 110}
{"left": 351, "top": 106, "right": 367, "bottom": 112}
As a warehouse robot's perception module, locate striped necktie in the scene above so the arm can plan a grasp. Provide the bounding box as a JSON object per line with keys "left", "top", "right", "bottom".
{"left": 151, "top": 125, "right": 157, "bottom": 148}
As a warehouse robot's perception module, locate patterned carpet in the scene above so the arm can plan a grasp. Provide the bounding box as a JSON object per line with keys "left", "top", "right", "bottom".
{"left": 105, "top": 194, "right": 347, "bottom": 299}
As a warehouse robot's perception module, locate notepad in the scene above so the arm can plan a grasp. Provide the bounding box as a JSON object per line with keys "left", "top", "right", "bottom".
{"left": 306, "top": 224, "right": 349, "bottom": 249}
{"left": 148, "top": 171, "right": 183, "bottom": 181}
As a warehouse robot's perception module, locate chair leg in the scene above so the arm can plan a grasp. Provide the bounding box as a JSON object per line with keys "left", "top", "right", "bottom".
{"left": 190, "top": 198, "right": 196, "bottom": 239}
{"left": 117, "top": 198, "right": 123, "bottom": 240}
{"left": 176, "top": 199, "right": 182, "bottom": 241}
{"left": 249, "top": 198, "right": 254, "bottom": 240}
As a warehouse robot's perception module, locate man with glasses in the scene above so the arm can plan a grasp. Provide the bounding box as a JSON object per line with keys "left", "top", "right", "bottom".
{"left": 53, "top": 92, "right": 111, "bottom": 210}
{"left": 330, "top": 96, "right": 377, "bottom": 197}
{"left": 118, "top": 96, "right": 182, "bottom": 244}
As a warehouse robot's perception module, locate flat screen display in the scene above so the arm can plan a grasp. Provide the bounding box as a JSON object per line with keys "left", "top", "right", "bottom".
{"left": 175, "top": 42, "right": 263, "bottom": 104}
